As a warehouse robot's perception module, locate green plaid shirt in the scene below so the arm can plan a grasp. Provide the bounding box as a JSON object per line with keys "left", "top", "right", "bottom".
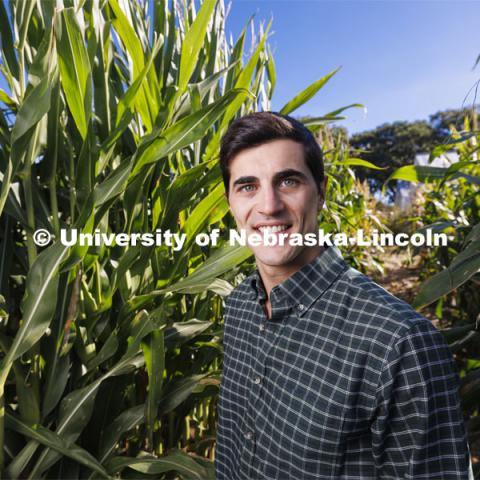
{"left": 216, "top": 246, "right": 470, "bottom": 479}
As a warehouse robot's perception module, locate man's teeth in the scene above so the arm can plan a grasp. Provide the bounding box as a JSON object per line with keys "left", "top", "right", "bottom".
{"left": 257, "top": 225, "right": 289, "bottom": 234}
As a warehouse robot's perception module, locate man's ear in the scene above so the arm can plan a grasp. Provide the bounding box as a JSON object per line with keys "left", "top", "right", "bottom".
{"left": 317, "top": 176, "right": 328, "bottom": 211}
{"left": 224, "top": 191, "right": 229, "bottom": 205}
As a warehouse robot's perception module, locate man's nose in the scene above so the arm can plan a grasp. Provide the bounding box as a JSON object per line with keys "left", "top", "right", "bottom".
{"left": 258, "top": 185, "right": 284, "bottom": 216}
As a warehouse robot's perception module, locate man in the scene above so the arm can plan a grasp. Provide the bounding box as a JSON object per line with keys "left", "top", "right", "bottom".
{"left": 215, "top": 112, "right": 471, "bottom": 479}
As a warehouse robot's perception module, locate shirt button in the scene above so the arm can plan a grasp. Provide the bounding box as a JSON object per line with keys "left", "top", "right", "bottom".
{"left": 259, "top": 323, "right": 265, "bottom": 332}
{"left": 245, "top": 431, "right": 254, "bottom": 440}
{"left": 297, "top": 304, "right": 305, "bottom": 311}
{"left": 253, "top": 376, "right": 261, "bottom": 385}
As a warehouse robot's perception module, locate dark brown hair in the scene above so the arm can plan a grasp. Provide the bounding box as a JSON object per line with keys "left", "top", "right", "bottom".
{"left": 220, "top": 112, "right": 324, "bottom": 195}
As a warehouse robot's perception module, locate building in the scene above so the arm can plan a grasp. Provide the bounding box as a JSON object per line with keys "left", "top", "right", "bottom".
{"left": 394, "top": 151, "right": 460, "bottom": 210}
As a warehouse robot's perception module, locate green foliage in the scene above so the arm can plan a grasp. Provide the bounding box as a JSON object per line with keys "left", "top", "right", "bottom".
{"left": 350, "top": 120, "right": 436, "bottom": 195}
{"left": 429, "top": 108, "right": 474, "bottom": 138}
{"left": 388, "top": 115, "right": 480, "bottom": 468}
{"left": 349, "top": 107, "right": 479, "bottom": 196}
{"left": 318, "top": 129, "right": 387, "bottom": 274}
{"left": 0, "top": 0, "right": 361, "bottom": 478}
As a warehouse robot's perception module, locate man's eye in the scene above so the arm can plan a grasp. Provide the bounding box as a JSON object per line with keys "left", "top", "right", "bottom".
{"left": 282, "top": 178, "right": 299, "bottom": 187}
{"left": 239, "top": 184, "right": 255, "bottom": 192}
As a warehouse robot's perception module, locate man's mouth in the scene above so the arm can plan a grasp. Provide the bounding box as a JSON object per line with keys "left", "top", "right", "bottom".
{"left": 254, "top": 224, "right": 292, "bottom": 234}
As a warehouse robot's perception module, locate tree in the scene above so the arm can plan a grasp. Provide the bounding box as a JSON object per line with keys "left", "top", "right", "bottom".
{"left": 349, "top": 120, "right": 436, "bottom": 196}
{"left": 429, "top": 107, "right": 477, "bottom": 139}
{"left": 348, "top": 108, "right": 478, "bottom": 197}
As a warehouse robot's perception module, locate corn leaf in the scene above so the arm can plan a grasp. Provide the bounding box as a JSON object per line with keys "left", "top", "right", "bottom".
{"left": 332, "top": 158, "right": 386, "bottom": 170}
{"left": 158, "top": 374, "right": 209, "bottom": 416}
{"left": 160, "top": 244, "right": 251, "bottom": 295}
{"left": 105, "top": 450, "right": 208, "bottom": 479}
{"left": 183, "top": 182, "right": 228, "bottom": 239}
{"left": 413, "top": 240, "right": 480, "bottom": 308}
{"left": 0, "top": 242, "right": 69, "bottom": 371}
{"left": 132, "top": 89, "right": 246, "bottom": 176}
{"left": 28, "top": 311, "right": 153, "bottom": 476}
{"left": 5, "top": 413, "right": 110, "bottom": 479}
{"left": 178, "top": 0, "right": 216, "bottom": 94}
{"left": 384, "top": 165, "right": 449, "bottom": 185}
{"left": 0, "top": 36, "right": 55, "bottom": 217}
{"left": 0, "top": 1, "right": 19, "bottom": 77}
{"left": 55, "top": 8, "right": 92, "bottom": 140}
{"left": 141, "top": 329, "right": 165, "bottom": 447}
{"left": 108, "top": 0, "right": 158, "bottom": 130}
{"left": 280, "top": 67, "right": 340, "bottom": 115}
{"left": 164, "top": 320, "right": 212, "bottom": 349}
{"left": 96, "top": 405, "right": 145, "bottom": 467}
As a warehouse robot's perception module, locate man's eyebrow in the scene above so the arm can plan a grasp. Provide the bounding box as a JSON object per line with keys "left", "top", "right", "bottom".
{"left": 273, "top": 169, "right": 308, "bottom": 182}
{"left": 232, "top": 176, "right": 258, "bottom": 187}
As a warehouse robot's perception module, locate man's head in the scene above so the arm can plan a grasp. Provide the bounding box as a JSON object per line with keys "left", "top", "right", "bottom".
{"left": 220, "top": 112, "right": 325, "bottom": 196}
{"left": 220, "top": 112, "right": 327, "bottom": 280}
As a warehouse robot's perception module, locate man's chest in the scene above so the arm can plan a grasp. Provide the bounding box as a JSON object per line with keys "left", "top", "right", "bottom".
{"left": 221, "top": 298, "right": 380, "bottom": 477}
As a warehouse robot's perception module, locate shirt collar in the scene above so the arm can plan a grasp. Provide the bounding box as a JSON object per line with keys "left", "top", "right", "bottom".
{"left": 249, "top": 270, "right": 267, "bottom": 301}
{"left": 248, "top": 246, "right": 348, "bottom": 315}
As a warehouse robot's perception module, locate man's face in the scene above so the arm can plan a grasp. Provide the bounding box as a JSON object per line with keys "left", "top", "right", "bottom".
{"left": 226, "top": 139, "right": 326, "bottom": 277}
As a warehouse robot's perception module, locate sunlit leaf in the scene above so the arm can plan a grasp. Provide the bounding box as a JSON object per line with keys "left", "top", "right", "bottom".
{"left": 55, "top": 8, "right": 92, "bottom": 139}
{"left": 280, "top": 67, "right": 340, "bottom": 115}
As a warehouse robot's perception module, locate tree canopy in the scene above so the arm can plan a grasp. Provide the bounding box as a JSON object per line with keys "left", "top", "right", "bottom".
{"left": 348, "top": 108, "right": 476, "bottom": 196}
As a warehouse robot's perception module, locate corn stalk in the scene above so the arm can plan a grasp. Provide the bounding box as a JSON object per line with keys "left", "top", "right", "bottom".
{"left": 0, "top": 0, "right": 360, "bottom": 477}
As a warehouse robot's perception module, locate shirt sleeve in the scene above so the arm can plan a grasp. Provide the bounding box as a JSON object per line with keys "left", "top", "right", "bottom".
{"left": 371, "top": 321, "right": 471, "bottom": 479}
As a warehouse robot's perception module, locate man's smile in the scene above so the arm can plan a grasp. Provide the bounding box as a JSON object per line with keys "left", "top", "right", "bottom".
{"left": 253, "top": 223, "right": 292, "bottom": 234}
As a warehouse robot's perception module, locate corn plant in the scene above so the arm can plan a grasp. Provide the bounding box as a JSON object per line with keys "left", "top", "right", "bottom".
{"left": 0, "top": 0, "right": 361, "bottom": 477}
{"left": 386, "top": 114, "right": 480, "bottom": 472}
{"left": 316, "top": 127, "right": 387, "bottom": 274}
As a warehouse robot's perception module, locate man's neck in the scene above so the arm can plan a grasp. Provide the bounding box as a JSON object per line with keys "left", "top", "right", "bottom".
{"left": 257, "top": 246, "right": 324, "bottom": 300}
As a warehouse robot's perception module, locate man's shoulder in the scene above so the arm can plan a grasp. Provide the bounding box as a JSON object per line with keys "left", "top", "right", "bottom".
{"left": 331, "top": 264, "right": 440, "bottom": 343}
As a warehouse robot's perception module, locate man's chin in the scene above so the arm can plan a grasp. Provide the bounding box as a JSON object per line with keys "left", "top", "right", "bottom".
{"left": 251, "top": 247, "right": 300, "bottom": 268}
{"left": 251, "top": 243, "right": 322, "bottom": 271}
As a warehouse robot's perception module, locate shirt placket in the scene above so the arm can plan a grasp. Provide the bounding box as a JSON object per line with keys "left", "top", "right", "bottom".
{"left": 240, "top": 290, "right": 291, "bottom": 478}
{"left": 238, "top": 297, "right": 263, "bottom": 478}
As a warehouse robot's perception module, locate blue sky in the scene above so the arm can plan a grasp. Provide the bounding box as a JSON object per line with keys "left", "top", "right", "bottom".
{"left": 226, "top": 0, "right": 480, "bottom": 134}
{"left": 1, "top": 1, "right": 478, "bottom": 135}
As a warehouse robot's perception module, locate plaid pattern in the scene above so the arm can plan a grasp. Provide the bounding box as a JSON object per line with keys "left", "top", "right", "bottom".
{"left": 216, "top": 246, "right": 470, "bottom": 479}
